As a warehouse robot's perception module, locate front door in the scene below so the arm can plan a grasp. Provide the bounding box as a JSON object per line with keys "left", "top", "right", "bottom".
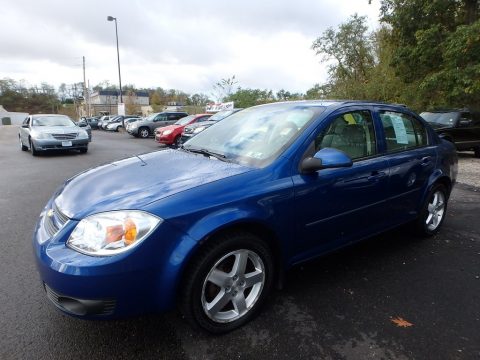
{"left": 292, "top": 108, "right": 390, "bottom": 262}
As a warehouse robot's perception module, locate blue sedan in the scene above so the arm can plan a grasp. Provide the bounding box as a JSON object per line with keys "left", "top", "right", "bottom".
{"left": 33, "top": 101, "right": 457, "bottom": 333}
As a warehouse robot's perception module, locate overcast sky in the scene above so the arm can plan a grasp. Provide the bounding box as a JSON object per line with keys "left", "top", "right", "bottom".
{"left": 0, "top": 0, "right": 380, "bottom": 95}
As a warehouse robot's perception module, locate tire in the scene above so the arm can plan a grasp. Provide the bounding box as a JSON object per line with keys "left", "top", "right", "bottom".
{"left": 29, "top": 139, "right": 39, "bottom": 156}
{"left": 180, "top": 231, "right": 274, "bottom": 334}
{"left": 415, "top": 184, "right": 448, "bottom": 237}
{"left": 19, "top": 136, "right": 28, "bottom": 151}
{"left": 173, "top": 136, "right": 181, "bottom": 148}
{"left": 139, "top": 127, "right": 150, "bottom": 138}
{"left": 79, "top": 148, "right": 88, "bottom": 154}
{"left": 474, "top": 146, "right": 480, "bottom": 158}
{"left": 116, "top": 126, "right": 122, "bottom": 132}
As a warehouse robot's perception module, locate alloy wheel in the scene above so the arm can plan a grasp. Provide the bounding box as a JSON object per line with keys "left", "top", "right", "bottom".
{"left": 201, "top": 249, "right": 265, "bottom": 323}
{"left": 426, "top": 190, "right": 445, "bottom": 231}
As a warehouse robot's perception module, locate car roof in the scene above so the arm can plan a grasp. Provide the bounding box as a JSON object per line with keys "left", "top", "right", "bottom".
{"left": 32, "top": 114, "right": 68, "bottom": 117}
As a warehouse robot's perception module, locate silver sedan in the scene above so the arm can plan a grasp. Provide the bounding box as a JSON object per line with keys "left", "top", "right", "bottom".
{"left": 19, "top": 114, "right": 90, "bottom": 156}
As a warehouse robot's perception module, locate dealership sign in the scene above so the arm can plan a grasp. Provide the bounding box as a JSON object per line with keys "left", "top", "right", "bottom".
{"left": 205, "top": 102, "right": 234, "bottom": 113}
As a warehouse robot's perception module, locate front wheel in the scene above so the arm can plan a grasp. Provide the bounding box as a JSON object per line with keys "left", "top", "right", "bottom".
{"left": 180, "top": 232, "right": 274, "bottom": 334}
{"left": 19, "top": 136, "right": 28, "bottom": 151}
{"left": 139, "top": 127, "right": 150, "bottom": 138}
{"left": 415, "top": 184, "right": 448, "bottom": 237}
{"left": 29, "top": 139, "right": 38, "bottom": 156}
{"left": 173, "top": 136, "right": 181, "bottom": 148}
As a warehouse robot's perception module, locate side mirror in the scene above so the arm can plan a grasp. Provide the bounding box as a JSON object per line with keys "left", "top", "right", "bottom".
{"left": 301, "top": 147, "right": 353, "bottom": 174}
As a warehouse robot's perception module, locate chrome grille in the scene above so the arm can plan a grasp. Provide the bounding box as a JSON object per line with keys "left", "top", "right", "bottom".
{"left": 44, "top": 201, "right": 70, "bottom": 237}
{"left": 51, "top": 133, "right": 77, "bottom": 140}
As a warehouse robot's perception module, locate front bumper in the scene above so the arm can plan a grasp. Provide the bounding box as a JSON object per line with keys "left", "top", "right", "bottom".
{"left": 32, "top": 138, "right": 88, "bottom": 151}
{"left": 32, "top": 199, "right": 196, "bottom": 319}
{"left": 155, "top": 133, "right": 175, "bottom": 144}
{"left": 127, "top": 127, "right": 139, "bottom": 136}
{"left": 180, "top": 134, "right": 194, "bottom": 144}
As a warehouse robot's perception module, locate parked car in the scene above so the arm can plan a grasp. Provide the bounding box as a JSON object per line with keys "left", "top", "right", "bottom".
{"left": 420, "top": 108, "right": 480, "bottom": 157}
{"left": 105, "top": 115, "right": 141, "bottom": 132}
{"left": 97, "top": 115, "right": 112, "bottom": 130}
{"left": 19, "top": 114, "right": 89, "bottom": 155}
{"left": 155, "top": 114, "right": 211, "bottom": 147}
{"left": 126, "top": 111, "right": 188, "bottom": 138}
{"left": 76, "top": 120, "right": 92, "bottom": 141}
{"left": 32, "top": 101, "right": 457, "bottom": 333}
{"left": 181, "top": 109, "right": 242, "bottom": 144}
{"left": 86, "top": 117, "right": 100, "bottom": 130}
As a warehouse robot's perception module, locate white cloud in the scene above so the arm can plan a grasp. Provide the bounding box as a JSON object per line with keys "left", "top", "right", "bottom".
{"left": 0, "top": 0, "right": 381, "bottom": 93}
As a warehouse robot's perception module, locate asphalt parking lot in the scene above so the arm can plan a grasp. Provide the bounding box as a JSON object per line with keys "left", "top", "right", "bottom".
{"left": 0, "top": 126, "right": 479, "bottom": 360}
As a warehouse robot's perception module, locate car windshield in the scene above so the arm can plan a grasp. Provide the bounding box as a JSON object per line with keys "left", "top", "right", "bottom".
{"left": 145, "top": 113, "right": 160, "bottom": 121}
{"left": 32, "top": 116, "right": 75, "bottom": 126}
{"left": 183, "top": 104, "right": 324, "bottom": 167}
{"left": 175, "top": 115, "right": 195, "bottom": 125}
{"left": 421, "top": 112, "right": 459, "bottom": 128}
{"left": 209, "top": 110, "right": 236, "bottom": 121}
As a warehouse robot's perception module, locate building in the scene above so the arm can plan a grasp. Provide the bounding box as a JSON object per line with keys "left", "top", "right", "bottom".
{"left": 0, "top": 105, "right": 28, "bottom": 125}
{"left": 88, "top": 90, "right": 149, "bottom": 115}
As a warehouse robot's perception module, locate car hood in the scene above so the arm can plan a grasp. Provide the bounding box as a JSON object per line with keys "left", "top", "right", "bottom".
{"left": 156, "top": 124, "right": 182, "bottom": 133}
{"left": 185, "top": 120, "right": 217, "bottom": 130}
{"left": 54, "top": 149, "right": 253, "bottom": 219}
{"left": 32, "top": 126, "right": 80, "bottom": 135}
{"left": 428, "top": 122, "right": 454, "bottom": 130}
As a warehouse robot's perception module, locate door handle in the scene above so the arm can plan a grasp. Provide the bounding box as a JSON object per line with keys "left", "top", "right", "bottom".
{"left": 420, "top": 156, "right": 432, "bottom": 166}
{"left": 367, "top": 171, "right": 387, "bottom": 182}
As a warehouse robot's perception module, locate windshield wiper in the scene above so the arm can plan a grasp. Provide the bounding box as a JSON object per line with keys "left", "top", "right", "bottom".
{"left": 183, "top": 147, "right": 230, "bottom": 162}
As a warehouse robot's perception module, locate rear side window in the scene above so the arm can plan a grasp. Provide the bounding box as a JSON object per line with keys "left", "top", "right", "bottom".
{"left": 380, "top": 111, "right": 428, "bottom": 152}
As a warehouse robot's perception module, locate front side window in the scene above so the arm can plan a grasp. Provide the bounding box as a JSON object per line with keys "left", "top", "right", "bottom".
{"left": 315, "top": 110, "right": 376, "bottom": 160}
{"left": 380, "top": 111, "right": 427, "bottom": 152}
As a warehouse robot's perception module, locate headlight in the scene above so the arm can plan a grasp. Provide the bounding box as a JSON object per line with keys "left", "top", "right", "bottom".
{"left": 67, "top": 211, "right": 162, "bottom": 256}
{"left": 32, "top": 132, "right": 51, "bottom": 139}
{"left": 193, "top": 126, "right": 206, "bottom": 134}
{"left": 78, "top": 130, "right": 89, "bottom": 139}
{"left": 162, "top": 129, "right": 173, "bottom": 136}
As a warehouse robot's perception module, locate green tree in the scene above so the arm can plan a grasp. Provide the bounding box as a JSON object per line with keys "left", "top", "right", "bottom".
{"left": 312, "top": 14, "right": 375, "bottom": 99}
{"left": 379, "top": 0, "right": 480, "bottom": 108}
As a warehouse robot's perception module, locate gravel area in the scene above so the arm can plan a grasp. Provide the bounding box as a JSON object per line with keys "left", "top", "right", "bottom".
{"left": 457, "top": 152, "right": 480, "bottom": 188}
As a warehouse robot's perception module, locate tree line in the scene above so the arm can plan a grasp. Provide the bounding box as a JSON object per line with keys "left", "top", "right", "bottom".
{"left": 310, "top": 0, "right": 479, "bottom": 111}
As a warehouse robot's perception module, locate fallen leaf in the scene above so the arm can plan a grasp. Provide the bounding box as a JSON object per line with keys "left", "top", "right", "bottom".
{"left": 391, "top": 317, "right": 414, "bottom": 328}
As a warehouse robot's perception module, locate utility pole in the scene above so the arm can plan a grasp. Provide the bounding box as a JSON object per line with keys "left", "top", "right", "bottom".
{"left": 83, "top": 56, "right": 88, "bottom": 117}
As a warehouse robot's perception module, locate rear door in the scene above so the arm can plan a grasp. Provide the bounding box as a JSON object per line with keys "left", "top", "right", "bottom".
{"left": 374, "top": 107, "right": 437, "bottom": 223}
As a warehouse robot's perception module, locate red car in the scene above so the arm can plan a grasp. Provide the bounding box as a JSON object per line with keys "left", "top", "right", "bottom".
{"left": 155, "top": 114, "right": 211, "bottom": 146}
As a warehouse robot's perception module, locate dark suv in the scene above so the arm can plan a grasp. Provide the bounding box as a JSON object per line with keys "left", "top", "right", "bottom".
{"left": 421, "top": 109, "right": 480, "bottom": 157}
{"left": 127, "top": 112, "right": 188, "bottom": 138}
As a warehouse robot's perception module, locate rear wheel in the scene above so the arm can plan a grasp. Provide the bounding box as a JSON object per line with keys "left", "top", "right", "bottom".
{"left": 139, "top": 127, "right": 150, "bottom": 138}
{"left": 180, "top": 232, "right": 274, "bottom": 334}
{"left": 415, "top": 184, "right": 448, "bottom": 237}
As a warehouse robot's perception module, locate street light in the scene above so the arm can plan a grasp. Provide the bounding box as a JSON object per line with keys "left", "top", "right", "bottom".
{"left": 107, "top": 16, "right": 123, "bottom": 105}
